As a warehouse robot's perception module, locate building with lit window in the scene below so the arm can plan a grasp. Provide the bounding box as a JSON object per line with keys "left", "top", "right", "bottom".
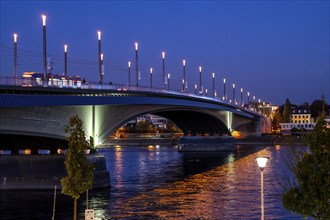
{"left": 279, "top": 107, "right": 316, "bottom": 133}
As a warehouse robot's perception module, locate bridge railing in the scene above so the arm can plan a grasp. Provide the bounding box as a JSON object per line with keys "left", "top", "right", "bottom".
{"left": 0, "top": 76, "right": 263, "bottom": 116}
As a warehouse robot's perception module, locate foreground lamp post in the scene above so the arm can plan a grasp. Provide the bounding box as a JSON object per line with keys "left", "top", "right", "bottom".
{"left": 13, "top": 33, "right": 18, "bottom": 82}
{"left": 128, "top": 61, "right": 131, "bottom": 86}
{"left": 162, "top": 52, "right": 166, "bottom": 88}
{"left": 64, "top": 44, "right": 68, "bottom": 76}
{"left": 256, "top": 157, "right": 268, "bottom": 220}
{"left": 135, "top": 42, "right": 139, "bottom": 87}
{"left": 42, "top": 15, "right": 47, "bottom": 80}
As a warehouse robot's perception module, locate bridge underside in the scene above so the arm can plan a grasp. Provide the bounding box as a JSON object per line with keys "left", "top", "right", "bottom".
{"left": 0, "top": 104, "right": 262, "bottom": 147}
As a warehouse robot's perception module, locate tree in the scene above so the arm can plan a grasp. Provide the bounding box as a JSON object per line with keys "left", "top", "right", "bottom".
{"left": 282, "top": 117, "right": 330, "bottom": 219}
{"left": 282, "top": 98, "right": 292, "bottom": 123}
{"left": 61, "top": 115, "right": 94, "bottom": 220}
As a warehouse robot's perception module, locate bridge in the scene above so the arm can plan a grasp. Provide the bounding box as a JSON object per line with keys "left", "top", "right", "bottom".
{"left": 0, "top": 77, "right": 270, "bottom": 147}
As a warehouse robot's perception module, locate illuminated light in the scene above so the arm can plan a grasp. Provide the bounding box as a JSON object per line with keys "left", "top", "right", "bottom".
{"left": 199, "top": 66, "right": 202, "bottom": 72}
{"left": 128, "top": 61, "right": 131, "bottom": 67}
{"left": 183, "top": 59, "right": 186, "bottom": 66}
{"left": 182, "top": 79, "right": 185, "bottom": 84}
{"left": 19, "top": 149, "right": 31, "bottom": 155}
{"left": 231, "top": 130, "right": 241, "bottom": 138}
{"left": 150, "top": 67, "right": 153, "bottom": 74}
{"left": 233, "top": 83, "right": 235, "bottom": 89}
{"left": 97, "top": 31, "right": 101, "bottom": 40}
{"left": 13, "top": 33, "right": 18, "bottom": 43}
{"left": 247, "top": 92, "right": 250, "bottom": 96}
{"left": 148, "top": 145, "right": 154, "bottom": 150}
{"left": 162, "top": 51, "right": 165, "bottom": 59}
{"left": 155, "top": 145, "right": 160, "bottom": 149}
{"left": 256, "top": 157, "right": 268, "bottom": 169}
{"left": 258, "top": 99, "right": 261, "bottom": 103}
{"left": 224, "top": 78, "right": 226, "bottom": 83}
{"left": 135, "top": 42, "right": 138, "bottom": 51}
{"left": 42, "top": 14, "right": 46, "bottom": 26}
{"left": 64, "top": 44, "right": 68, "bottom": 53}
{"left": 168, "top": 73, "right": 170, "bottom": 79}
{"left": 240, "top": 88, "right": 243, "bottom": 93}
{"left": 100, "top": 53, "right": 104, "bottom": 61}
{"left": 212, "top": 72, "right": 215, "bottom": 78}
{"left": 205, "top": 88, "right": 208, "bottom": 94}
{"left": 253, "top": 96, "right": 256, "bottom": 100}
{"left": 194, "top": 84, "right": 197, "bottom": 89}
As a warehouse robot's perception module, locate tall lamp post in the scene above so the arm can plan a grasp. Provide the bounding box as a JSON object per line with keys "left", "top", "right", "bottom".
{"left": 232, "top": 83, "right": 236, "bottom": 104}
{"left": 162, "top": 52, "right": 166, "bottom": 88}
{"left": 182, "top": 59, "right": 186, "bottom": 92}
{"left": 128, "top": 61, "right": 131, "bottom": 86}
{"left": 97, "top": 31, "right": 102, "bottom": 84}
{"left": 199, "top": 66, "right": 202, "bottom": 94}
{"left": 256, "top": 157, "right": 268, "bottom": 220}
{"left": 167, "top": 73, "right": 170, "bottom": 90}
{"left": 42, "top": 15, "right": 47, "bottom": 81}
{"left": 150, "top": 67, "right": 153, "bottom": 89}
{"left": 194, "top": 84, "right": 197, "bottom": 94}
{"left": 223, "top": 78, "right": 226, "bottom": 100}
{"left": 247, "top": 92, "right": 250, "bottom": 107}
{"left": 212, "top": 73, "right": 215, "bottom": 97}
{"left": 64, "top": 44, "right": 68, "bottom": 76}
{"left": 240, "top": 88, "right": 243, "bottom": 106}
{"left": 100, "top": 53, "right": 104, "bottom": 83}
{"left": 135, "top": 42, "right": 139, "bottom": 87}
{"left": 13, "top": 33, "right": 18, "bottom": 83}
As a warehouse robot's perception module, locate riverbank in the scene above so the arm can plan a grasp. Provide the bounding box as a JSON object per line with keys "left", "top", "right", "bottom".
{"left": 0, "top": 154, "right": 110, "bottom": 190}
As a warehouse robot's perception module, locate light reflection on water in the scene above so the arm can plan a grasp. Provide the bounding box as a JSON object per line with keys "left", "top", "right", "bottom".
{"left": 0, "top": 145, "right": 308, "bottom": 219}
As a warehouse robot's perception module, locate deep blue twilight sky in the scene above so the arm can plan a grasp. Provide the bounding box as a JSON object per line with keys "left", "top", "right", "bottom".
{"left": 0, "top": 1, "right": 329, "bottom": 105}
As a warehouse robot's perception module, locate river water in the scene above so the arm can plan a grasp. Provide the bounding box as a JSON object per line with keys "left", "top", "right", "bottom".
{"left": 0, "top": 144, "right": 308, "bottom": 219}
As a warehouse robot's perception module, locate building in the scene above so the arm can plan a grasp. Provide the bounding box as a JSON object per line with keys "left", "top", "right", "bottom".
{"left": 279, "top": 107, "right": 316, "bottom": 133}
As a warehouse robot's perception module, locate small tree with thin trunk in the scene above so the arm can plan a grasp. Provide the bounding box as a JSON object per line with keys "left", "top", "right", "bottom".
{"left": 61, "top": 115, "right": 94, "bottom": 220}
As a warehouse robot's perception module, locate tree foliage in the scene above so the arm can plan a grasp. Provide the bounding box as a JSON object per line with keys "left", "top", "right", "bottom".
{"left": 282, "top": 98, "right": 292, "bottom": 123}
{"left": 282, "top": 117, "right": 330, "bottom": 219}
{"left": 61, "top": 115, "right": 94, "bottom": 220}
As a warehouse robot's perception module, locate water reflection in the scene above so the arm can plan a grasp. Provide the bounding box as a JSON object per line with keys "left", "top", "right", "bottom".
{"left": 1, "top": 145, "right": 307, "bottom": 219}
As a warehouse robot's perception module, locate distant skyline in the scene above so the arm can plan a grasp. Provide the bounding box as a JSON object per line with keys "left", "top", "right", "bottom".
{"left": 0, "top": 1, "right": 329, "bottom": 105}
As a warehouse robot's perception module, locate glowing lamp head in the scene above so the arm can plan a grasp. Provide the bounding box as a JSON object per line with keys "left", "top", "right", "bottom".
{"left": 183, "top": 59, "right": 186, "bottom": 66}
{"left": 167, "top": 73, "right": 170, "bottom": 79}
{"left": 42, "top": 14, "right": 47, "bottom": 26}
{"left": 13, "top": 33, "right": 18, "bottom": 43}
{"left": 194, "top": 84, "right": 197, "bottom": 89}
{"left": 162, "top": 51, "right": 165, "bottom": 59}
{"left": 97, "top": 31, "right": 101, "bottom": 40}
{"left": 256, "top": 157, "right": 268, "bottom": 170}
{"left": 247, "top": 92, "right": 250, "bottom": 96}
{"left": 128, "top": 61, "right": 131, "bottom": 68}
{"left": 258, "top": 99, "right": 261, "bottom": 103}
{"left": 253, "top": 96, "right": 256, "bottom": 100}
{"left": 182, "top": 79, "right": 185, "bottom": 84}
{"left": 224, "top": 78, "right": 226, "bottom": 83}
{"left": 199, "top": 66, "right": 202, "bottom": 72}
{"left": 212, "top": 72, "right": 215, "bottom": 78}
{"left": 233, "top": 83, "right": 235, "bottom": 89}
{"left": 240, "top": 88, "right": 243, "bottom": 93}
{"left": 135, "top": 42, "right": 138, "bottom": 51}
{"left": 64, "top": 44, "right": 68, "bottom": 53}
{"left": 100, "top": 53, "right": 104, "bottom": 61}
{"left": 150, "top": 68, "right": 153, "bottom": 74}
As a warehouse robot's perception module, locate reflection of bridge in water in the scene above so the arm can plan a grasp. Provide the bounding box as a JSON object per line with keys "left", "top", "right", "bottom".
{"left": 0, "top": 77, "right": 270, "bottom": 147}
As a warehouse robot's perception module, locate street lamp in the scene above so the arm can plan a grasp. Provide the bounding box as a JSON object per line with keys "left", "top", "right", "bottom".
{"left": 100, "top": 53, "right": 104, "bottom": 82}
{"left": 194, "top": 84, "right": 197, "bottom": 94}
{"left": 232, "top": 83, "right": 236, "bottom": 104}
{"left": 182, "top": 59, "right": 186, "bottom": 92}
{"left": 162, "top": 52, "right": 166, "bottom": 88}
{"left": 223, "top": 78, "right": 226, "bottom": 100}
{"left": 212, "top": 72, "right": 215, "bottom": 97}
{"left": 240, "top": 88, "right": 243, "bottom": 106}
{"left": 64, "top": 44, "right": 68, "bottom": 76}
{"left": 135, "top": 42, "right": 139, "bottom": 87}
{"left": 97, "top": 31, "right": 102, "bottom": 84}
{"left": 42, "top": 14, "right": 47, "bottom": 80}
{"left": 150, "top": 67, "right": 153, "bottom": 88}
{"left": 167, "top": 73, "right": 170, "bottom": 90}
{"left": 128, "top": 61, "right": 131, "bottom": 86}
{"left": 256, "top": 157, "right": 268, "bottom": 220}
{"left": 247, "top": 92, "right": 250, "bottom": 106}
{"left": 199, "top": 66, "right": 202, "bottom": 94}
{"left": 13, "top": 33, "right": 18, "bottom": 81}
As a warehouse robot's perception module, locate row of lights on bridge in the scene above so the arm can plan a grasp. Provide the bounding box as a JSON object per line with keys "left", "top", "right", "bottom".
{"left": 10, "top": 14, "right": 267, "bottom": 107}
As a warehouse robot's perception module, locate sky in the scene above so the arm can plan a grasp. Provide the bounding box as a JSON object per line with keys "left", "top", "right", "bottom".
{"left": 0, "top": 0, "right": 329, "bottom": 105}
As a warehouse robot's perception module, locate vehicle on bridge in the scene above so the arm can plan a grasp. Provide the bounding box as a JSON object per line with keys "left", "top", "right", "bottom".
{"left": 22, "top": 72, "right": 82, "bottom": 88}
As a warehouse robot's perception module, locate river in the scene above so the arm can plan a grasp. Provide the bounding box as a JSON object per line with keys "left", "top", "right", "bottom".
{"left": 0, "top": 144, "right": 309, "bottom": 219}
